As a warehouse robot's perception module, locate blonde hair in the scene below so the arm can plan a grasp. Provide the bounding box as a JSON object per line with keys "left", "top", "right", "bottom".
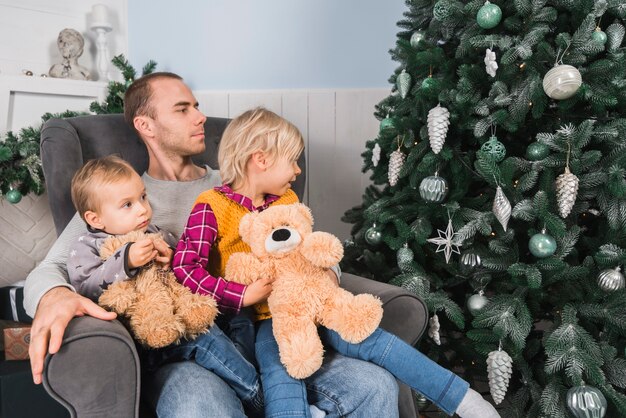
{"left": 71, "top": 156, "right": 137, "bottom": 221}
{"left": 218, "top": 107, "right": 304, "bottom": 188}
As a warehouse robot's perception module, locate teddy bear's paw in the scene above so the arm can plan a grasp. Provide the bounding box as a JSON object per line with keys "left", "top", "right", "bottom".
{"left": 332, "top": 294, "right": 383, "bottom": 344}
{"left": 98, "top": 282, "right": 136, "bottom": 314}
{"left": 178, "top": 299, "right": 219, "bottom": 334}
{"left": 132, "top": 315, "right": 186, "bottom": 348}
{"left": 280, "top": 337, "right": 324, "bottom": 379}
{"left": 301, "top": 232, "right": 344, "bottom": 268}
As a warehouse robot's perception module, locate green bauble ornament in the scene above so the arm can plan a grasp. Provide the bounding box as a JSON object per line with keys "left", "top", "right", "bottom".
{"left": 410, "top": 31, "right": 425, "bottom": 48}
{"left": 421, "top": 77, "right": 438, "bottom": 92}
{"left": 419, "top": 173, "right": 449, "bottom": 203}
{"left": 526, "top": 142, "right": 550, "bottom": 160}
{"left": 397, "top": 244, "right": 415, "bottom": 271}
{"left": 433, "top": 0, "right": 455, "bottom": 21}
{"left": 6, "top": 188, "right": 22, "bottom": 204}
{"left": 365, "top": 225, "right": 383, "bottom": 245}
{"left": 476, "top": 1, "right": 502, "bottom": 29}
{"left": 379, "top": 116, "right": 395, "bottom": 133}
{"left": 592, "top": 27, "right": 608, "bottom": 45}
{"left": 480, "top": 136, "right": 506, "bottom": 162}
{"left": 566, "top": 385, "right": 607, "bottom": 418}
{"left": 529, "top": 230, "right": 557, "bottom": 258}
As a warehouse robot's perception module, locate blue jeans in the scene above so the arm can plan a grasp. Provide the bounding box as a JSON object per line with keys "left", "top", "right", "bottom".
{"left": 256, "top": 319, "right": 401, "bottom": 418}
{"left": 258, "top": 320, "right": 468, "bottom": 417}
{"left": 144, "top": 323, "right": 263, "bottom": 416}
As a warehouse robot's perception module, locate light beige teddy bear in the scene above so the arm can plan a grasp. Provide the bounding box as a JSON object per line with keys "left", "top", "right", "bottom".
{"left": 98, "top": 230, "right": 218, "bottom": 348}
{"left": 225, "top": 203, "right": 383, "bottom": 378}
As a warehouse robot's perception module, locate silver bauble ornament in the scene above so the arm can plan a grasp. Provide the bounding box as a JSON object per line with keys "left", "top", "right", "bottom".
{"left": 427, "top": 104, "right": 450, "bottom": 154}
{"left": 556, "top": 167, "right": 579, "bottom": 218}
{"left": 486, "top": 349, "right": 513, "bottom": 405}
{"left": 597, "top": 267, "right": 625, "bottom": 292}
{"left": 397, "top": 244, "right": 415, "bottom": 272}
{"left": 467, "top": 292, "right": 488, "bottom": 315}
{"left": 365, "top": 225, "right": 383, "bottom": 245}
{"left": 419, "top": 174, "right": 449, "bottom": 203}
{"left": 542, "top": 64, "right": 582, "bottom": 100}
{"left": 460, "top": 251, "right": 482, "bottom": 274}
{"left": 410, "top": 31, "right": 425, "bottom": 48}
{"left": 566, "top": 385, "right": 607, "bottom": 418}
{"left": 492, "top": 186, "right": 511, "bottom": 231}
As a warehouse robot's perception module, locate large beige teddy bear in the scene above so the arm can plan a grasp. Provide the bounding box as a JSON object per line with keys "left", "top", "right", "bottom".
{"left": 98, "top": 230, "right": 218, "bottom": 348}
{"left": 225, "top": 203, "right": 383, "bottom": 379}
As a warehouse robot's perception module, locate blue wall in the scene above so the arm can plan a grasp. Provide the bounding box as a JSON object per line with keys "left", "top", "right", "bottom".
{"left": 128, "top": 1, "right": 406, "bottom": 90}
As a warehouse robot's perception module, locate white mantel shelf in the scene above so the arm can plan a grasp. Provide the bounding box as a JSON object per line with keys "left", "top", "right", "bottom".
{"left": 0, "top": 74, "right": 108, "bottom": 133}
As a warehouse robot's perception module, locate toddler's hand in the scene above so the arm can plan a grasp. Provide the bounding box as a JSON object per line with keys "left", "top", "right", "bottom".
{"left": 153, "top": 238, "right": 173, "bottom": 270}
{"left": 242, "top": 276, "right": 275, "bottom": 307}
{"left": 128, "top": 238, "right": 157, "bottom": 268}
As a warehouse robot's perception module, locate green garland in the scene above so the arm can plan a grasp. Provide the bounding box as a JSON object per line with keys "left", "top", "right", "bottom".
{"left": 0, "top": 55, "right": 157, "bottom": 203}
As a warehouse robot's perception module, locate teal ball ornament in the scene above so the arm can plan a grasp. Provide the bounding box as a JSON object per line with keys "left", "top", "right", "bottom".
{"left": 410, "top": 31, "right": 425, "bottom": 48}
{"left": 365, "top": 226, "right": 383, "bottom": 245}
{"left": 529, "top": 231, "right": 557, "bottom": 258}
{"left": 6, "top": 188, "right": 22, "bottom": 204}
{"left": 421, "top": 77, "right": 438, "bottom": 93}
{"left": 379, "top": 116, "right": 395, "bottom": 133}
{"left": 592, "top": 28, "right": 608, "bottom": 45}
{"left": 419, "top": 174, "right": 449, "bottom": 203}
{"left": 526, "top": 142, "right": 550, "bottom": 160}
{"left": 476, "top": 1, "right": 502, "bottom": 29}
{"left": 566, "top": 385, "right": 607, "bottom": 418}
{"left": 480, "top": 136, "right": 506, "bottom": 162}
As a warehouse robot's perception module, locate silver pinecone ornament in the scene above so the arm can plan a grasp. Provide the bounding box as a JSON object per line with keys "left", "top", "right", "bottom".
{"left": 388, "top": 149, "right": 405, "bottom": 186}
{"left": 487, "top": 349, "right": 513, "bottom": 405}
{"left": 396, "top": 69, "right": 412, "bottom": 99}
{"left": 556, "top": 167, "right": 579, "bottom": 218}
{"left": 372, "top": 143, "right": 381, "bottom": 167}
{"left": 428, "top": 314, "right": 441, "bottom": 345}
{"left": 493, "top": 186, "right": 511, "bottom": 231}
{"left": 427, "top": 104, "right": 450, "bottom": 154}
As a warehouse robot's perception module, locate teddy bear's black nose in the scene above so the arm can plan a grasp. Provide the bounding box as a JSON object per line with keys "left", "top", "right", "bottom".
{"left": 272, "top": 229, "right": 291, "bottom": 242}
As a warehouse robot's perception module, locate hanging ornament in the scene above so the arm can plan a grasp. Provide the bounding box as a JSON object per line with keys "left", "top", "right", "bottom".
{"left": 421, "top": 76, "right": 438, "bottom": 92}
{"left": 467, "top": 291, "right": 489, "bottom": 315}
{"left": 480, "top": 135, "right": 506, "bottom": 162}
{"left": 566, "top": 385, "right": 607, "bottom": 418}
{"left": 542, "top": 64, "right": 582, "bottom": 100}
{"left": 364, "top": 224, "right": 382, "bottom": 246}
{"left": 591, "top": 26, "right": 608, "bottom": 46}
{"left": 476, "top": 1, "right": 502, "bottom": 29}
{"left": 419, "top": 173, "right": 449, "bottom": 203}
{"left": 388, "top": 149, "right": 405, "bottom": 187}
{"left": 427, "top": 216, "right": 462, "bottom": 263}
{"left": 6, "top": 188, "right": 22, "bottom": 204}
{"left": 486, "top": 348, "right": 513, "bottom": 405}
{"left": 492, "top": 186, "right": 511, "bottom": 231}
{"left": 410, "top": 31, "right": 425, "bottom": 48}
{"left": 428, "top": 314, "right": 441, "bottom": 345}
{"left": 379, "top": 115, "right": 395, "bottom": 133}
{"left": 597, "top": 267, "right": 625, "bottom": 292}
{"left": 484, "top": 48, "right": 498, "bottom": 77}
{"left": 427, "top": 104, "right": 450, "bottom": 154}
{"left": 525, "top": 142, "right": 550, "bottom": 161}
{"left": 460, "top": 251, "right": 482, "bottom": 274}
{"left": 397, "top": 243, "right": 415, "bottom": 272}
{"left": 529, "top": 229, "right": 557, "bottom": 258}
{"left": 371, "top": 143, "right": 381, "bottom": 167}
{"left": 396, "top": 69, "right": 412, "bottom": 99}
{"left": 556, "top": 167, "right": 579, "bottom": 218}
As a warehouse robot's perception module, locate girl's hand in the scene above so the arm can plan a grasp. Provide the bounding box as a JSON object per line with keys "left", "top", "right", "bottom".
{"left": 128, "top": 238, "right": 157, "bottom": 268}
{"left": 153, "top": 238, "right": 173, "bottom": 270}
{"left": 242, "top": 276, "right": 275, "bottom": 307}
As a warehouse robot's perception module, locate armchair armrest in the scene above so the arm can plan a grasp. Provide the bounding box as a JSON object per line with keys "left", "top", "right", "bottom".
{"left": 43, "top": 317, "right": 141, "bottom": 418}
{"left": 340, "top": 273, "right": 428, "bottom": 418}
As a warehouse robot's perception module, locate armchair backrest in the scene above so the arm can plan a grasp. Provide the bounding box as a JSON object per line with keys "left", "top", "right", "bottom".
{"left": 40, "top": 114, "right": 306, "bottom": 235}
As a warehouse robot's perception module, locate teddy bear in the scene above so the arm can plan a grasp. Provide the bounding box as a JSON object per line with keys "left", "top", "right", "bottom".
{"left": 97, "top": 230, "right": 218, "bottom": 348}
{"left": 225, "top": 203, "right": 383, "bottom": 379}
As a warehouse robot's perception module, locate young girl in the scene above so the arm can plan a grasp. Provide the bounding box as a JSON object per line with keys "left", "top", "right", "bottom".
{"left": 173, "top": 108, "right": 500, "bottom": 418}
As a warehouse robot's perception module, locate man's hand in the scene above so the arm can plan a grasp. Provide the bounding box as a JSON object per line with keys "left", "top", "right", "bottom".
{"left": 29, "top": 287, "right": 117, "bottom": 384}
{"left": 128, "top": 238, "right": 157, "bottom": 269}
{"left": 153, "top": 238, "right": 173, "bottom": 270}
{"left": 242, "top": 276, "right": 275, "bottom": 307}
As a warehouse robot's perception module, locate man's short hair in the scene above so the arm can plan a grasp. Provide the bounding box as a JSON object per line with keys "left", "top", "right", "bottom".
{"left": 71, "top": 155, "right": 137, "bottom": 221}
{"left": 218, "top": 107, "right": 304, "bottom": 188}
{"left": 123, "top": 72, "right": 183, "bottom": 129}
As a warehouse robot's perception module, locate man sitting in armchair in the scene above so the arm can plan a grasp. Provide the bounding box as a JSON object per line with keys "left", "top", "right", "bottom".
{"left": 24, "top": 72, "right": 427, "bottom": 417}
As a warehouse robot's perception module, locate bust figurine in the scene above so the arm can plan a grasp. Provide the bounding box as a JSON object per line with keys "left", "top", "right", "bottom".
{"left": 49, "top": 28, "right": 91, "bottom": 80}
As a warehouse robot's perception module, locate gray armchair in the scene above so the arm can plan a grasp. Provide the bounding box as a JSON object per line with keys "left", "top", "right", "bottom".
{"left": 39, "top": 114, "right": 428, "bottom": 418}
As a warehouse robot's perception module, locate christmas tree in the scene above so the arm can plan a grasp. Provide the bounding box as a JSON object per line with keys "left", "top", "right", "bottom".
{"left": 342, "top": 1, "right": 626, "bottom": 416}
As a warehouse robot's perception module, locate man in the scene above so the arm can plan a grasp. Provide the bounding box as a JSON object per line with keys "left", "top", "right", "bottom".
{"left": 25, "top": 72, "right": 399, "bottom": 417}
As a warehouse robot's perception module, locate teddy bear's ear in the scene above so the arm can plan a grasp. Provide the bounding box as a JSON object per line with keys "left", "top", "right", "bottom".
{"left": 239, "top": 211, "right": 258, "bottom": 243}
{"left": 293, "top": 203, "right": 314, "bottom": 226}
